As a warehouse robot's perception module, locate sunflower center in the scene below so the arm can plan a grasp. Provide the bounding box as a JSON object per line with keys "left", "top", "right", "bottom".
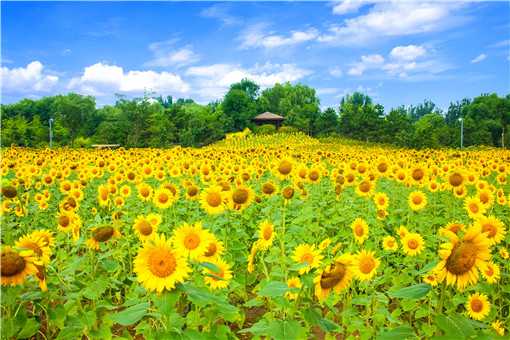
{"left": 204, "top": 242, "right": 217, "bottom": 257}
{"left": 469, "top": 203, "right": 479, "bottom": 213}
{"left": 481, "top": 223, "right": 497, "bottom": 237}
{"left": 1, "top": 252, "right": 26, "bottom": 277}
{"left": 233, "top": 189, "right": 249, "bottom": 204}
{"left": 407, "top": 239, "right": 419, "bottom": 249}
{"left": 187, "top": 186, "right": 198, "bottom": 197}
{"left": 359, "top": 181, "right": 370, "bottom": 193}
{"left": 138, "top": 221, "right": 153, "bottom": 236}
{"left": 282, "top": 187, "right": 294, "bottom": 199}
{"left": 479, "top": 193, "right": 489, "bottom": 204}
{"left": 359, "top": 257, "right": 375, "bottom": 274}
{"left": 93, "top": 226, "right": 114, "bottom": 242}
{"left": 206, "top": 192, "right": 222, "bottom": 207}
{"left": 141, "top": 188, "right": 150, "bottom": 197}
{"left": 320, "top": 263, "right": 346, "bottom": 289}
{"left": 377, "top": 163, "right": 388, "bottom": 172}
{"left": 262, "top": 183, "right": 275, "bottom": 195}
{"left": 485, "top": 266, "right": 494, "bottom": 276}
{"left": 412, "top": 169, "right": 424, "bottom": 181}
{"left": 2, "top": 186, "right": 18, "bottom": 198}
{"left": 278, "top": 160, "right": 292, "bottom": 175}
{"left": 59, "top": 215, "right": 70, "bottom": 228}
{"left": 158, "top": 192, "right": 169, "bottom": 204}
{"left": 412, "top": 195, "right": 423, "bottom": 204}
{"left": 445, "top": 241, "right": 478, "bottom": 275}
{"left": 354, "top": 225, "right": 365, "bottom": 237}
{"left": 309, "top": 171, "right": 319, "bottom": 181}
{"left": 148, "top": 250, "right": 176, "bottom": 278}
{"left": 449, "top": 224, "right": 463, "bottom": 233}
{"left": 263, "top": 226, "right": 273, "bottom": 241}
{"left": 449, "top": 173, "right": 463, "bottom": 187}
{"left": 184, "top": 233, "right": 200, "bottom": 250}
{"left": 470, "top": 299, "right": 483, "bottom": 313}
{"left": 301, "top": 253, "right": 314, "bottom": 265}
{"left": 387, "top": 240, "right": 395, "bottom": 247}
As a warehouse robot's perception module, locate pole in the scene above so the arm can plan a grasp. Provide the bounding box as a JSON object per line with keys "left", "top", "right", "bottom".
{"left": 459, "top": 118, "right": 464, "bottom": 149}
{"left": 49, "top": 118, "right": 54, "bottom": 148}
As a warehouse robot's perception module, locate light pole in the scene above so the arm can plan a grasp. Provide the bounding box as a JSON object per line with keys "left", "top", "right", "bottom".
{"left": 49, "top": 118, "right": 54, "bottom": 148}
{"left": 458, "top": 117, "right": 464, "bottom": 149}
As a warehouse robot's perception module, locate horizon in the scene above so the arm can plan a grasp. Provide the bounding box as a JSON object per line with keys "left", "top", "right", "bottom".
{"left": 1, "top": 1, "right": 510, "bottom": 111}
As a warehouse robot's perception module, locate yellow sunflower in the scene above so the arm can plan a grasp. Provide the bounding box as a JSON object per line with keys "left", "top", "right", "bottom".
{"left": 133, "top": 215, "right": 158, "bottom": 241}
{"left": 351, "top": 218, "right": 369, "bottom": 244}
{"left": 466, "top": 293, "right": 490, "bottom": 320}
{"left": 475, "top": 215, "right": 506, "bottom": 246}
{"left": 355, "top": 180, "right": 374, "bottom": 197}
{"left": 396, "top": 225, "right": 409, "bottom": 239}
{"left": 314, "top": 254, "right": 354, "bottom": 301}
{"left": 15, "top": 234, "right": 52, "bottom": 265}
{"left": 200, "top": 186, "right": 226, "bottom": 215}
{"left": 228, "top": 185, "right": 254, "bottom": 211}
{"left": 260, "top": 181, "right": 279, "bottom": 197}
{"left": 422, "top": 272, "right": 438, "bottom": 286}
{"left": 464, "top": 196, "right": 486, "bottom": 219}
{"left": 172, "top": 222, "right": 211, "bottom": 260}
{"left": 257, "top": 221, "right": 276, "bottom": 250}
{"left": 285, "top": 277, "right": 302, "bottom": 300}
{"left": 137, "top": 183, "right": 153, "bottom": 202}
{"left": 199, "top": 236, "right": 224, "bottom": 262}
{"left": 401, "top": 232, "right": 425, "bottom": 256}
{"left": 433, "top": 226, "right": 491, "bottom": 290}
{"left": 86, "top": 225, "right": 121, "bottom": 250}
{"left": 492, "top": 320, "right": 505, "bottom": 337}
{"left": 481, "top": 261, "right": 500, "bottom": 284}
{"left": 152, "top": 187, "right": 175, "bottom": 209}
{"left": 408, "top": 191, "right": 427, "bottom": 211}
{"left": 353, "top": 250, "right": 380, "bottom": 281}
{"left": 382, "top": 236, "right": 398, "bottom": 251}
{"left": 1, "top": 246, "right": 38, "bottom": 287}
{"left": 292, "top": 244, "right": 323, "bottom": 274}
{"left": 203, "top": 258, "right": 232, "bottom": 290}
{"left": 373, "top": 192, "right": 389, "bottom": 210}
{"left": 133, "top": 234, "right": 191, "bottom": 293}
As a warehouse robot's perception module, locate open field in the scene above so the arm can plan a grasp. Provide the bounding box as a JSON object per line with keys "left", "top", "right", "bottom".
{"left": 1, "top": 133, "right": 509, "bottom": 339}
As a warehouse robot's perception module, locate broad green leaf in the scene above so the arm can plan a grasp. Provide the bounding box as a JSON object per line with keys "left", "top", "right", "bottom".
{"left": 82, "top": 277, "right": 109, "bottom": 300}
{"left": 268, "top": 319, "right": 306, "bottom": 340}
{"left": 258, "top": 280, "right": 289, "bottom": 297}
{"left": 110, "top": 302, "right": 149, "bottom": 326}
{"left": 388, "top": 283, "right": 431, "bottom": 299}
{"left": 17, "top": 319, "right": 40, "bottom": 339}
{"left": 239, "top": 319, "right": 271, "bottom": 336}
{"left": 435, "top": 314, "right": 475, "bottom": 339}
{"left": 199, "top": 262, "right": 221, "bottom": 273}
{"left": 303, "top": 307, "right": 340, "bottom": 332}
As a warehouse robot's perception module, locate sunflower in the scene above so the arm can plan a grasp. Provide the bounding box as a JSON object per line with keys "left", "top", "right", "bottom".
{"left": 133, "top": 215, "right": 158, "bottom": 241}
{"left": 373, "top": 192, "right": 389, "bottom": 210}
{"left": 382, "top": 236, "right": 398, "bottom": 251}
{"left": 474, "top": 215, "right": 506, "bottom": 246}
{"left": 422, "top": 272, "right": 438, "bottom": 286}
{"left": 433, "top": 226, "right": 491, "bottom": 290}
{"left": 401, "top": 232, "right": 425, "bottom": 256}
{"left": 314, "top": 254, "right": 354, "bottom": 301}
{"left": 275, "top": 158, "right": 293, "bottom": 180}
{"left": 137, "top": 183, "right": 153, "bottom": 202}
{"left": 492, "top": 320, "right": 505, "bottom": 337}
{"left": 153, "top": 187, "right": 175, "bottom": 209}
{"left": 1, "top": 246, "right": 38, "bottom": 287}
{"left": 86, "top": 225, "right": 121, "bottom": 250}
{"left": 351, "top": 218, "right": 369, "bottom": 244}
{"left": 172, "top": 222, "right": 211, "bottom": 260}
{"left": 355, "top": 180, "right": 373, "bottom": 197}
{"left": 228, "top": 185, "right": 254, "bottom": 211}
{"left": 15, "top": 234, "right": 52, "bottom": 265}
{"left": 481, "top": 261, "right": 500, "bottom": 284}
{"left": 120, "top": 185, "right": 131, "bottom": 198}
{"left": 439, "top": 222, "right": 465, "bottom": 236}
{"left": 203, "top": 258, "right": 232, "bottom": 290}
{"left": 464, "top": 196, "right": 486, "bottom": 219}
{"left": 133, "top": 234, "right": 191, "bottom": 293}
{"left": 466, "top": 293, "right": 490, "bottom": 320}
{"left": 448, "top": 171, "right": 465, "bottom": 188}
{"left": 285, "top": 277, "right": 302, "bottom": 300}
{"left": 499, "top": 247, "right": 509, "bottom": 259}
{"left": 185, "top": 184, "right": 200, "bottom": 200}
{"left": 257, "top": 221, "right": 276, "bottom": 250}
{"left": 57, "top": 211, "right": 80, "bottom": 233}
{"left": 477, "top": 189, "right": 494, "bottom": 207}
{"left": 200, "top": 186, "right": 225, "bottom": 215}
{"left": 30, "top": 230, "right": 54, "bottom": 248}
{"left": 319, "top": 238, "right": 331, "bottom": 251}
{"left": 261, "top": 181, "right": 278, "bottom": 197}
{"left": 146, "top": 213, "right": 162, "bottom": 228}
{"left": 408, "top": 191, "right": 427, "bottom": 211}
{"left": 199, "top": 237, "right": 225, "bottom": 262}
{"left": 292, "top": 244, "right": 323, "bottom": 274}
{"left": 396, "top": 225, "right": 409, "bottom": 239}
{"left": 353, "top": 250, "right": 379, "bottom": 281}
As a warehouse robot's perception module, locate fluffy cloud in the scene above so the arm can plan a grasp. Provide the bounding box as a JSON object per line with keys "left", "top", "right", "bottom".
{"left": 390, "top": 45, "right": 426, "bottom": 61}
{"left": 200, "top": 3, "right": 240, "bottom": 26}
{"left": 239, "top": 24, "right": 318, "bottom": 49}
{"left": 332, "top": 0, "right": 371, "bottom": 15}
{"left": 471, "top": 53, "right": 487, "bottom": 64}
{"left": 145, "top": 48, "right": 200, "bottom": 68}
{"left": 329, "top": 66, "right": 343, "bottom": 77}
{"left": 68, "top": 63, "right": 190, "bottom": 95}
{"left": 1, "top": 61, "right": 58, "bottom": 94}
{"left": 186, "top": 62, "right": 311, "bottom": 101}
{"left": 320, "top": 1, "right": 465, "bottom": 45}
{"left": 348, "top": 54, "right": 385, "bottom": 75}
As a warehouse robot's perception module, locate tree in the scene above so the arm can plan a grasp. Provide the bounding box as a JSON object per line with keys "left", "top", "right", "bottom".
{"left": 338, "top": 92, "right": 384, "bottom": 142}
{"left": 314, "top": 108, "right": 339, "bottom": 135}
{"left": 411, "top": 113, "right": 451, "bottom": 148}
{"left": 408, "top": 100, "right": 441, "bottom": 122}
{"left": 53, "top": 93, "right": 96, "bottom": 145}
{"left": 222, "top": 88, "right": 257, "bottom": 132}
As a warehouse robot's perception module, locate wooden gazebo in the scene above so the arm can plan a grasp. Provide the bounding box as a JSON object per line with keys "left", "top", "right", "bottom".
{"left": 252, "top": 112, "right": 285, "bottom": 129}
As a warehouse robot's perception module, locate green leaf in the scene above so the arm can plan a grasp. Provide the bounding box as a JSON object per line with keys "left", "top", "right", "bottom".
{"left": 268, "top": 320, "right": 306, "bottom": 340}
{"left": 435, "top": 314, "right": 475, "bottom": 339}
{"left": 82, "top": 277, "right": 109, "bottom": 300}
{"left": 258, "top": 280, "right": 289, "bottom": 298}
{"left": 199, "top": 262, "right": 221, "bottom": 274}
{"left": 17, "top": 318, "right": 40, "bottom": 339}
{"left": 388, "top": 283, "right": 431, "bottom": 299}
{"left": 152, "top": 290, "right": 180, "bottom": 316}
{"left": 377, "top": 326, "right": 416, "bottom": 340}
{"left": 110, "top": 302, "right": 149, "bottom": 326}
{"left": 239, "top": 319, "right": 271, "bottom": 336}
{"left": 303, "top": 307, "right": 340, "bottom": 332}
{"left": 182, "top": 284, "right": 239, "bottom": 322}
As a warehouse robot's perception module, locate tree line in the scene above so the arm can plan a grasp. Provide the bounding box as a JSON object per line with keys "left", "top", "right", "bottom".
{"left": 1, "top": 79, "right": 509, "bottom": 148}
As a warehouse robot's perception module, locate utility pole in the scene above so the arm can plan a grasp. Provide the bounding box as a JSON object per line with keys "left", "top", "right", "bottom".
{"left": 49, "top": 118, "right": 54, "bottom": 148}
{"left": 458, "top": 117, "right": 464, "bottom": 149}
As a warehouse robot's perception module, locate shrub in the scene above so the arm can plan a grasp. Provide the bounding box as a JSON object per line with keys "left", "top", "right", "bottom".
{"left": 254, "top": 124, "right": 276, "bottom": 135}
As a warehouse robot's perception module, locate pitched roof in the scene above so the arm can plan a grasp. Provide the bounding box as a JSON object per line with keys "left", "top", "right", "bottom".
{"left": 253, "top": 112, "right": 285, "bottom": 120}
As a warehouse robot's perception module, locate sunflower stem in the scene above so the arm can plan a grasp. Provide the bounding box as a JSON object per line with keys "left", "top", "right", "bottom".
{"left": 279, "top": 200, "right": 287, "bottom": 281}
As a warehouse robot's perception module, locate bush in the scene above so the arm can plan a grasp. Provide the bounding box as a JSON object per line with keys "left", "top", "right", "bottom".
{"left": 74, "top": 136, "right": 92, "bottom": 148}
{"left": 278, "top": 126, "right": 299, "bottom": 134}
{"left": 254, "top": 124, "right": 276, "bottom": 135}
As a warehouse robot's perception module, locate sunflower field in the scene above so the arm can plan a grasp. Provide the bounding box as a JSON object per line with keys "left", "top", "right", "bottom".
{"left": 1, "top": 132, "right": 509, "bottom": 340}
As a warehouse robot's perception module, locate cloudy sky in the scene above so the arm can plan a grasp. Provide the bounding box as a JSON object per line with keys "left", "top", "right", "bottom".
{"left": 1, "top": 1, "right": 509, "bottom": 110}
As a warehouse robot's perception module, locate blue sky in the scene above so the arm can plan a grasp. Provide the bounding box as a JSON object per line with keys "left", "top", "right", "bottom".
{"left": 1, "top": 1, "right": 509, "bottom": 111}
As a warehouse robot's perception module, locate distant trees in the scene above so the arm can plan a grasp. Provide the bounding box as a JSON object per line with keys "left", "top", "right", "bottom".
{"left": 1, "top": 82, "right": 508, "bottom": 149}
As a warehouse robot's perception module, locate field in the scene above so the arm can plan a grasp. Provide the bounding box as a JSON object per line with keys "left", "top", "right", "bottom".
{"left": 1, "top": 132, "right": 509, "bottom": 340}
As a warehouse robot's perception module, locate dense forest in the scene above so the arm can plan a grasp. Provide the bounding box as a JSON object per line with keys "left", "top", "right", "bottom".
{"left": 1, "top": 79, "right": 509, "bottom": 149}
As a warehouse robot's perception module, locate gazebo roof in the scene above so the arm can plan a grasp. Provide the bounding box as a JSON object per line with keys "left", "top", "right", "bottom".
{"left": 253, "top": 112, "right": 285, "bottom": 121}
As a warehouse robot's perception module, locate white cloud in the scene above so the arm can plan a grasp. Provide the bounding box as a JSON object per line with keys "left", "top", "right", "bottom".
{"left": 239, "top": 24, "right": 318, "bottom": 49}
{"left": 145, "top": 48, "right": 200, "bottom": 68}
{"left": 319, "top": 2, "right": 465, "bottom": 45}
{"left": 471, "top": 53, "right": 487, "bottom": 64}
{"left": 348, "top": 54, "right": 384, "bottom": 75}
{"left": 390, "top": 45, "right": 426, "bottom": 61}
{"left": 329, "top": 66, "right": 343, "bottom": 77}
{"left": 68, "top": 62, "right": 190, "bottom": 96}
{"left": 1, "top": 61, "right": 58, "bottom": 94}
{"left": 489, "top": 39, "right": 510, "bottom": 48}
{"left": 332, "top": 0, "right": 371, "bottom": 15}
{"left": 200, "top": 4, "right": 240, "bottom": 26}
{"left": 186, "top": 62, "right": 311, "bottom": 102}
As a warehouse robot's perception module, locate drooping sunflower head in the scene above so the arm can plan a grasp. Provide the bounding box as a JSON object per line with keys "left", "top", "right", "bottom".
{"left": 15, "top": 234, "right": 52, "bottom": 265}
{"left": 87, "top": 225, "right": 120, "bottom": 250}
{"left": 257, "top": 221, "right": 276, "bottom": 250}
{"left": 314, "top": 254, "right": 354, "bottom": 301}
{"left": 1, "top": 246, "right": 38, "bottom": 287}
{"left": 133, "top": 215, "right": 158, "bottom": 241}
